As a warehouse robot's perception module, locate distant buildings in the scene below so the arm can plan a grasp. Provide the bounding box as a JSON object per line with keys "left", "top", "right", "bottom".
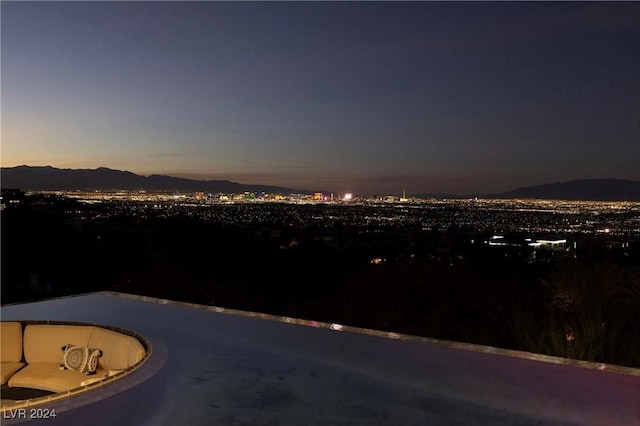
{"left": 487, "top": 235, "right": 567, "bottom": 250}
{"left": 0, "top": 188, "right": 26, "bottom": 209}
{"left": 486, "top": 234, "right": 568, "bottom": 262}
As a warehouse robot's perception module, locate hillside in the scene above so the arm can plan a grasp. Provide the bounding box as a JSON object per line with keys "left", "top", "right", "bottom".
{"left": 2, "top": 166, "right": 640, "bottom": 200}
{"left": 493, "top": 179, "right": 640, "bottom": 201}
{"left": 0, "top": 165, "right": 315, "bottom": 195}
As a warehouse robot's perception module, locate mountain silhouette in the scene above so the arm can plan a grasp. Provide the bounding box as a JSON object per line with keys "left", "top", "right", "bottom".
{"left": 2, "top": 166, "right": 640, "bottom": 200}
{"left": 0, "top": 165, "right": 316, "bottom": 195}
{"left": 492, "top": 179, "right": 640, "bottom": 201}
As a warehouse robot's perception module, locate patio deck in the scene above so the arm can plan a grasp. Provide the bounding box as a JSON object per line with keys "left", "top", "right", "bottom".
{"left": 1, "top": 292, "right": 638, "bottom": 425}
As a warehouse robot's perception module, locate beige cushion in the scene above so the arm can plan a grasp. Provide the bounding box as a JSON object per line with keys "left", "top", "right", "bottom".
{"left": 1, "top": 322, "right": 23, "bottom": 363}
{"left": 23, "top": 325, "right": 145, "bottom": 371}
{"left": 0, "top": 362, "right": 25, "bottom": 385}
{"left": 23, "top": 325, "right": 92, "bottom": 364}
{"left": 87, "top": 327, "right": 145, "bottom": 371}
{"left": 8, "top": 363, "right": 107, "bottom": 393}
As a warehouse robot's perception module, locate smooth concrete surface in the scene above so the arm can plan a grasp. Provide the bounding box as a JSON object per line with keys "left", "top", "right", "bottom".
{"left": 1, "top": 292, "right": 638, "bottom": 425}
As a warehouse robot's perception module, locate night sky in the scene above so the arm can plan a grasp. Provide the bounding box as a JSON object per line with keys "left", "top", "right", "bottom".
{"left": 2, "top": 1, "right": 639, "bottom": 195}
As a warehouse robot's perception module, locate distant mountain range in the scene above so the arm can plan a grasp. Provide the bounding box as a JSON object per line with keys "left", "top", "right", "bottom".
{"left": 0, "top": 165, "right": 315, "bottom": 195}
{"left": 417, "top": 179, "right": 640, "bottom": 201}
{"left": 2, "top": 166, "right": 640, "bottom": 201}
{"left": 492, "top": 179, "right": 640, "bottom": 201}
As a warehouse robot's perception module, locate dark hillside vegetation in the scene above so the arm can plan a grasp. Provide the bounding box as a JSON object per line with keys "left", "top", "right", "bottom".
{"left": 2, "top": 194, "right": 639, "bottom": 368}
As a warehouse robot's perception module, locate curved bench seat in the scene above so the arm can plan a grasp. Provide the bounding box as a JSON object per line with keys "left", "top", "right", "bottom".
{"left": 1, "top": 321, "right": 147, "bottom": 395}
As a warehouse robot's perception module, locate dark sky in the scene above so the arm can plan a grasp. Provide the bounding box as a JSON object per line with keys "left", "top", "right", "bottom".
{"left": 2, "top": 1, "right": 639, "bottom": 195}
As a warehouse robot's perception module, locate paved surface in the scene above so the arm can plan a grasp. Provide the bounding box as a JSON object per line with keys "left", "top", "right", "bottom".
{"left": 1, "top": 293, "right": 639, "bottom": 425}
